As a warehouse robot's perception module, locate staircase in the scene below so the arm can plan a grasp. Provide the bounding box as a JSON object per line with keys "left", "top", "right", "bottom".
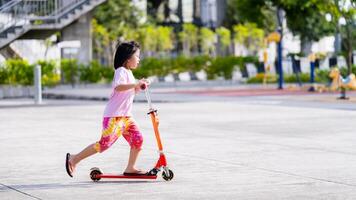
{"left": 0, "top": 0, "right": 106, "bottom": 50}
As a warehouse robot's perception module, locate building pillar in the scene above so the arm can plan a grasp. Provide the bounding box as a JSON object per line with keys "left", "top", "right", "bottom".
{"left": 61, "top": 12, "right": 92, "bottom": 65}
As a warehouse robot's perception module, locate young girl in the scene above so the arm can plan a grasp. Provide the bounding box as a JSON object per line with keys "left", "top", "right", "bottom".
{"left": 65, "top": 41, "right": 150, "bottom": 177}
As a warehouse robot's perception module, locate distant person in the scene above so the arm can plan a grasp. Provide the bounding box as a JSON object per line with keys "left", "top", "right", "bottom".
{"left": 65, "top": 41, "right": 150, "bottom": 177}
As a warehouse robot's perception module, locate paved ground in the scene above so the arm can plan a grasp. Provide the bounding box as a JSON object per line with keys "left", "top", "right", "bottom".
{"left": 1, "top": 85, "right": 356, "bottom": 199}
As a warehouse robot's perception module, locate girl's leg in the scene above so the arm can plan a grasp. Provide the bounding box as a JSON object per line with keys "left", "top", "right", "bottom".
{"left": 67, "top": 117, "right": 121, "bottom": 175}
{"left": 124, "top": 147, "right": 142, "bottom": 173}
{"left": 69, "top": 143, "right": 97, "bottom": 172}
{"left": 122, "top": 118, "right": 144, "bottom": 173}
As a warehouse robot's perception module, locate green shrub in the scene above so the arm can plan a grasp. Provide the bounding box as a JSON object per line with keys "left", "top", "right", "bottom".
{"left": 284, "top": 73, "right": 310, "bottom": 83}
{"left": 5, "top": 59, "right": 34, "bottom": 85}
{"left": 171, "top": 56, "right": 189, "bottom": 73}
{"left": 315, "top": 69, "right": 331, "bottom": 83}
{"left": 211, "top": 57, "right": 234, "bottom": 79}
{"left": 37, "top": 60, "right": 60, "bottom": 87}
{"left": 0, "top": 64, "right": 8, "bottom": 84}
{"left": 101, "top": 66, "right": 114, "bottom": 83}
{"left": 339, "top": 65, "right": 356, "bottom": 77}
{"left": 135, "top": 57, "right": 170, "bottom": 78}
{"left": 204, "top": 56, "right": 258, "bottom": 80}
{"left": 60, "top": 59, "right": 79, "bottom": 85}
{"left": 247, "top": 73, "right": 277, "bottom": 83}
{"left": 79, "top": 60, "right": 103, "bottom": 83}
{"left": 191, "top": 55, "right": 211, "bottom": 72}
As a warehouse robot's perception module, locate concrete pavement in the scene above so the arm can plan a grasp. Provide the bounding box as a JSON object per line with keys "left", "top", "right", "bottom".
{"left": 1, "top": 91, "right": 356, "bottom": 199}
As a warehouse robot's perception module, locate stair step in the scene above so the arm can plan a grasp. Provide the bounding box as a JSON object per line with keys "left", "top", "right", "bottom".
{"left": 0, "top": 33, "right": 7, "bottom": 38}
{"left": 0, "top": 25, "right": 22, "bottom": 38}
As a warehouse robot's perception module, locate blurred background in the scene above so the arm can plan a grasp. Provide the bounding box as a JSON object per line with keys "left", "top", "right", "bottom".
{"left": 0, "top": 0, "right": 355, "bottom": 98}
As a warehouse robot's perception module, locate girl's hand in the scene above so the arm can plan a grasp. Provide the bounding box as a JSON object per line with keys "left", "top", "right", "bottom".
{"left": 135, "top": 79, "right": 150, "bottom": 92}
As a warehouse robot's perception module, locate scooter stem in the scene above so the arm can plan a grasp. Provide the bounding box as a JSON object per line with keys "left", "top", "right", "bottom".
{"left": 144, "top": 88, "right": 153, "bottom": 110}
{"left": 150, "top": 111, "right": 163, "bottom": 151}
{"left": 144, "top": 88, "right": 164, "bottom": 151}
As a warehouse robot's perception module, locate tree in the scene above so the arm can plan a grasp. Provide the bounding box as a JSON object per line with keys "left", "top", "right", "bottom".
{"left": 225, "top": 0, "right": 335, "bottom": 55}
{"left": 178, "top": 23, "right": 199, "bottom": 56}
{"left": 224, "top": 0, "right": 276, "bottom": 33}
{"left": 156, "top": 26, "right": 175, "bottom": 55}
{"left": 216, "top": 27, "right": 232, "bottom": 56}
{"left": 94, "top": 0, "right": 142, "bottom": 32}
{"left": 324, "top": 0, "right": 355, "bottom": 71}
{"left": 92, "top": 19, "right": 111, "bottom": 65}
{"left": 92, "top": 0, "right": 143, "bottom": 65}
{"left": 199, "top": 27, "right": 216, "bottom": 56}
{"left": 233, "top": 23, "right": 265, "bottom": 56}
{"left": 273, "top": 0, "right": 335, "bottom": 55}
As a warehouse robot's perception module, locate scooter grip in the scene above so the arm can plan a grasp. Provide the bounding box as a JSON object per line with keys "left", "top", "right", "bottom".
{"left": 140, "top": 83, "right": 147, "bottom": 90}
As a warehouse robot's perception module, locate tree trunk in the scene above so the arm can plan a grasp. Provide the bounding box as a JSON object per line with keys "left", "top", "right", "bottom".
{"left": 300, "top": 38, "right": 312, "bottom": 56}
{"left": 344, "top": 23, "right": 352, "bottom": 74}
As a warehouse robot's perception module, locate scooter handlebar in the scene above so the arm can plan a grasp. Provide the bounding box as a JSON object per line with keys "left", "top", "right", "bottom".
{"left": 144, "top": 87, "right": 153, "bottom": 110}
{"left": 140, "top": 83, "right": 147, "bottom": 90}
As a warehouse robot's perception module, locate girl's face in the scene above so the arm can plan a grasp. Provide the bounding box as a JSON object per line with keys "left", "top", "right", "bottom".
{"left": 125, "top": 49, "right": 140, "bottom": 70}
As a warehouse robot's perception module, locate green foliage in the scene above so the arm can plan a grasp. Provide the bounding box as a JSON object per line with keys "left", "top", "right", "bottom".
{"left": 225, "top": 0, "right": 335, "bottom": 43}
{"left": 247, "top": 73, "right": 277, "bottom": 83}
{"left": 209, "top": 57, "right": 236, "bottom": 79}
{"left": 134, "top": 56, "right": 258, "bottom": 81}
{"left": 37, "top": 60, "right": 60, "bottom": 87}
{"left": 0, "top": 59, "right": 61, "bottom": 86}
{"left": 79, "top": 60, "right": 103, "bottom": 83}
{"left": 339, "top": 65, "right": 356, "bottom": 77}
{"left": 134, "top": 57, "right": 171, "bottom": 78}
{"left": 92, "top": 19, "right": 110, "bottom": 54}
{"left": 224, "top": 0, "right": 276, "bottom": 32}
{"left": 135, "top": 25, "right": 174, "bottom": 55}
{"left": 199, "top": 28, "right": 216, "bottom": 56}
{"left": 156, "top": 26, "right": 174, "bottom": 53}
{"left": 191, "top": 56, "right": 212, "bottom": 72}
{"left": 245, "top": 67, "right": 356, "bottom": 84}
{"left": 216, "top": 27, "right": 231, "bottom": 49}
{"left": 247, "top": 73, "right": 313, "bottom": 84}
{"left": 94, "top": 0, "right": 142, "bottom": 32}
{"left": 137, "top": 25, "right": 157, "bottom": 53}
{"left": 171, "top": 56, "right": 190, "bottom": 74}
{"left": 60, "top": 59, "right": 79, "bottom": 85}
{"left": 0, "top": 64, "right": 8, "bottom": 84}
{"left": 284, "top": 73, "right": 310, "bottom": 83}
{"left": 178, "top": 23, "right": 199, "bottom": 55}
{"left": 92, "top": 0, "right": 144, "bottom": 65}
{"left": 315, "top": 69, "right": 332, "bottom": 83}
{"left": 279, "top": 0, "right": 335, "bottom": 42}
{"left": 4, "top": 59, "right": 34, "bottom": 85}
{"left": 205, "top": 56, "right": 258, "bottom": 80}
{"left": 233, "top": 23, "right": 265, "bottom": 55}
{"left": 101, "top": 67, "right": 114, "bottom": 83}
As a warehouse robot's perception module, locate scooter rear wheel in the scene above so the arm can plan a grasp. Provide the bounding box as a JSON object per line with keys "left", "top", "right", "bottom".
{"left": 90, "top": 167, "right": 103, "bottom": 182}
{"left": 162, "top": 169, "right": 174, "bottom": 181}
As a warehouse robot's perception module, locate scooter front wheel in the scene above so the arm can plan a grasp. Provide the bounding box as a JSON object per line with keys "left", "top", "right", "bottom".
{"left": 90, "top": 167, "right": 103, "bottom": 182}
{"left": 162, "top": 169, "right": 174, "bottom": 181}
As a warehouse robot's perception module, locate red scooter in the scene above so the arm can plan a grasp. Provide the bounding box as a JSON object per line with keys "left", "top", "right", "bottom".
{"left": 90, "top": 85, "right": 174, "bottom": 182}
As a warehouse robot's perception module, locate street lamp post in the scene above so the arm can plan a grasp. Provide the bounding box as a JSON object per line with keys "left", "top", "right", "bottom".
{"left": 277, "top": 8, "right": 284, "bottom": 89}
{"left": 308, "top": 53, "right": 316, "bottom": 92}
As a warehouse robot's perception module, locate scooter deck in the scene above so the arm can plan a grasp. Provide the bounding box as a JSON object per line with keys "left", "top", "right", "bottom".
{"left": 95, "top": 174, "right": 157, "bottom": 179}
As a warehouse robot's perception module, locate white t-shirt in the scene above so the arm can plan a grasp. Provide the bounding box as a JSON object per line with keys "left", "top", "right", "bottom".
{"left": 103, "top": 67, "right": 136, "bottom": 117}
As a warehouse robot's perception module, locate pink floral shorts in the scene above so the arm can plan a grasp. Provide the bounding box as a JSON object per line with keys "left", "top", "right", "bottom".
{"left": 94, "top": 117, "right": 143, "bottom": 153}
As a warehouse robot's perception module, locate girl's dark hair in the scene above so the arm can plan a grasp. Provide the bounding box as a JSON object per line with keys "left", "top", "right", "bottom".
{"left": 113, "top": 41, "right": 140, "bottom": 69}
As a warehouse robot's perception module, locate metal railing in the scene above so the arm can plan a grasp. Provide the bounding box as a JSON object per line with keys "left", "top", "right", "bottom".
{"left": 0, "top": 0, "right": 89, "bottom": 34}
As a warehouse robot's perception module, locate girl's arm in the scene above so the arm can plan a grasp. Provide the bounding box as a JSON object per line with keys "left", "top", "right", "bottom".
{"left": 114, "top": 79, "right": 149, "bottom": 92}
{"left": 114, "top": 83, "right": 139, "bottom": 92}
